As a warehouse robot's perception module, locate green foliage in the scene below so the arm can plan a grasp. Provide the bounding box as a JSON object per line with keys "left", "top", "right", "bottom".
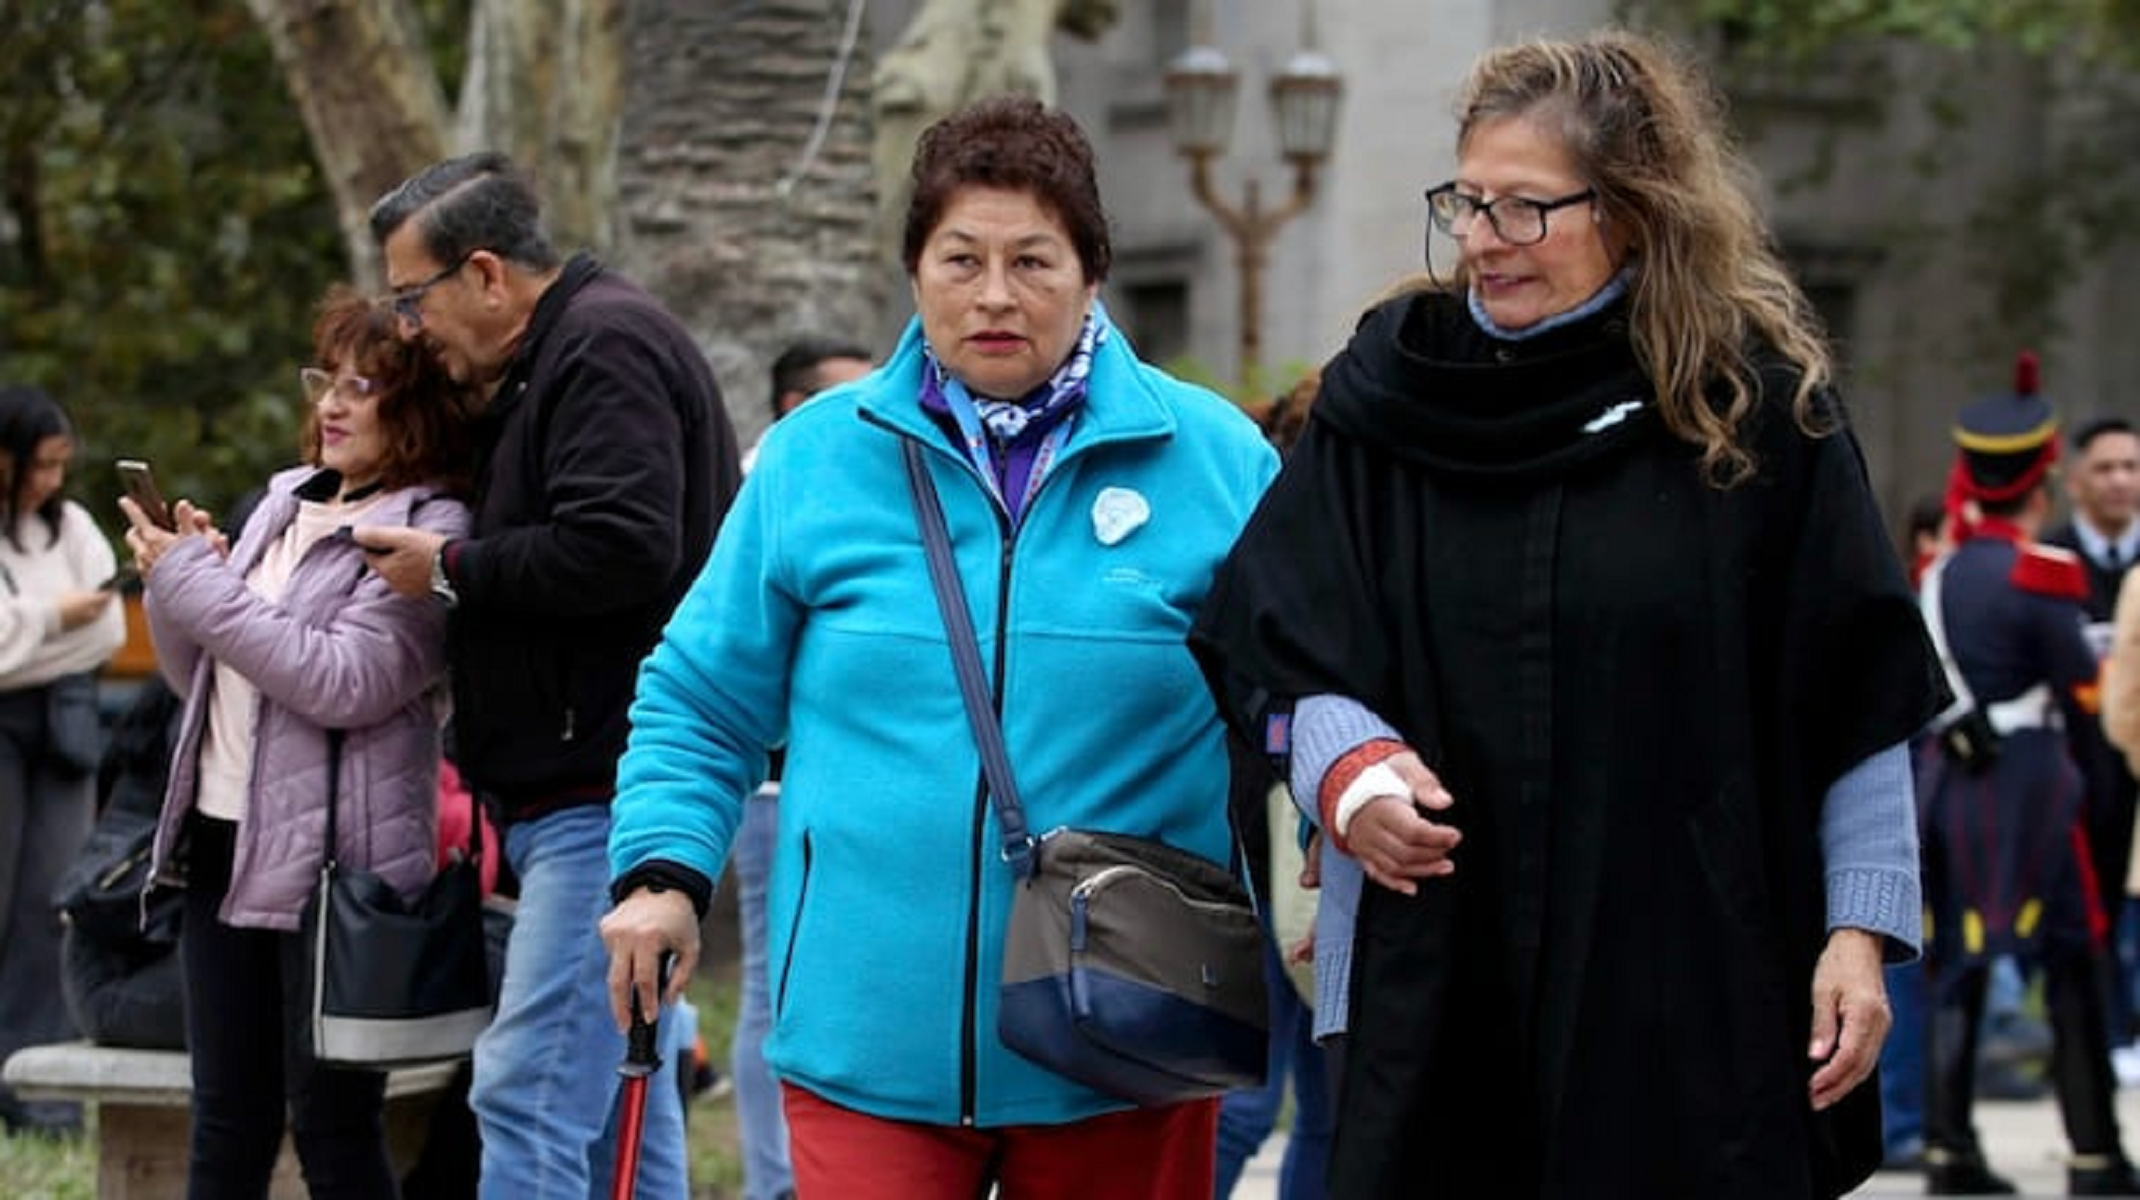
{"left": 1668, "top": 0, "right": 2140, "bottom": 66}
{"left": 0, "top": 1124, "right": 94, "bottom": 1199}
{"left": 1160, "top": 355, "right": 1320, "bottom": 410}
{"left": 0, "top": 0, "right": 344, "bottom": 530}
{"left": 1631, "top": 0, "right": 2140, "bottom": 366}
{"left": 685, "top": 953, "right": 744, "bottom": 1196}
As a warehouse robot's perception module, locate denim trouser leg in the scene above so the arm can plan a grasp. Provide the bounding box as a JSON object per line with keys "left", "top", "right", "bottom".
{"left": 1214, "top": 934, "right": 1300, "bottom": 1197}
{"left": 471, "top": 806, "right": 686, "bottom": 1200}
{"left": 731, "top": 787, "right": 794, "bottom": 1199}
{"left": 1277, "top": 996, "right": 1333, "bottom": 1200}
{"left": 1879, "top": 957, "right": 1925, "bottom": 1156}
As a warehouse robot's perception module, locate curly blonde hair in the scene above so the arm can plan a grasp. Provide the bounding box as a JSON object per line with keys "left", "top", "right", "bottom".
{"left": 1450, "top": 29, "right": 1833, "bottom": 485}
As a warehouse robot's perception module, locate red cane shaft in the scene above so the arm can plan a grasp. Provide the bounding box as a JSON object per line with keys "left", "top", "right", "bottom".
{"left": 609, "top": 963, "right": 666, "bottom": 1200}
{"left": 609, "top": 1077, "right": 650, "bottom": 1200}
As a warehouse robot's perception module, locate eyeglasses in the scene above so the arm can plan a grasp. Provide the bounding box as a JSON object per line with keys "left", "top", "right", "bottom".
{"left": 386, "top": 252, "right": 473, "bottom": 327}
{"left": 300, "top": 367, "right": 381, "bottom": 405}
{"left": 1424, "top": 183, "right": 1598, "bottom": 247}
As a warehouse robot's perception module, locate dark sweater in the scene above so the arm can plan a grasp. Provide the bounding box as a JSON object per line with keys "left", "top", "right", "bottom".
{"left": 448, "top": 255, "right": 741, "bottom": 814}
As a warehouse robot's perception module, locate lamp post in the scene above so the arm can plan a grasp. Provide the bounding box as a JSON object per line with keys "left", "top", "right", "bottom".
{"left": 1163, "top": 4, "right": 1342, "bottom": 397}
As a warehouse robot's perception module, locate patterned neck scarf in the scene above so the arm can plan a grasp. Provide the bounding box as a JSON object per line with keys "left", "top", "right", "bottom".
{"left": 921, "top": 305, "right": 1108, "bottom": 521}
{"left": 930, "top": 306, "right": 1107, "bottom": 442}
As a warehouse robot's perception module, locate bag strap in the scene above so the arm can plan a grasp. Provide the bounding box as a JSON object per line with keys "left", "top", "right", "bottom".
{"left": 1917, "top": 554, "right": 1979, "bottom": 730}
{"left": 901, "top": 438, "right": 1037, "bottom": 880}
{"left": 321, "top": 729, "right": 347, "bottom": 869}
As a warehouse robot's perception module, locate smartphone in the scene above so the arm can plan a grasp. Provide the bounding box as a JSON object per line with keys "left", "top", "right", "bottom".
{"left": 116, "top": 459, "right": 173, "bottom": 531}
{"left": 333, "top": 525, "right": 389, "bottom": 556}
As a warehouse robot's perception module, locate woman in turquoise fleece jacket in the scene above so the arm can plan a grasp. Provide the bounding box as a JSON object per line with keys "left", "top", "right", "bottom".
{"left": 603, "top": 96, "right": 1276, "bottom": 1198}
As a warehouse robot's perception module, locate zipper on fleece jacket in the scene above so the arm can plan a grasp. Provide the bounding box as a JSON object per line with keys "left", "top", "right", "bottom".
{"left": 862, "top": 413, "right": 1069, "bottom": 1126}
{"left": 959, "top": 510, "right": 1018, "bottom": 1127}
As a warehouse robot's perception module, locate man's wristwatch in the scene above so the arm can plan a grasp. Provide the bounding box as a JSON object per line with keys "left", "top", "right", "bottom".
{"left": 430, "top": 545, "right": 459, "bottom": 608}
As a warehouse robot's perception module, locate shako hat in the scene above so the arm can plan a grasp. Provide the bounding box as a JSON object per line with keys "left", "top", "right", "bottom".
{"left": 1948, "top": 350, "right": 2060, "bottom": 510}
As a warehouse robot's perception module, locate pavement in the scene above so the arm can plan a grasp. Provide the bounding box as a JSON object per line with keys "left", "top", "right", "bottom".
{"left": 1225, "top": 1086, "right": 2140, "bottom": 1198}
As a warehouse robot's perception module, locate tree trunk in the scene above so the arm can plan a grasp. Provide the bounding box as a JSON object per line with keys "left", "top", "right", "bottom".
{"left": 457, "top": 0, "right": 625, "bottom": 254}
{"left": 242, "top": 0, "right": 452, "bottom": 285}
{"left": 246, "top": 0, "right": 888, "bottom": 441}
{"left": 613, "top": 0, "right": 885, "bottom": 448}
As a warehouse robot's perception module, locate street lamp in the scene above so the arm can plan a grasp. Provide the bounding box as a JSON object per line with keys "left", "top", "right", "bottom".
{"left": 1163, "top": 4, "right": 1342, "bottom": 396}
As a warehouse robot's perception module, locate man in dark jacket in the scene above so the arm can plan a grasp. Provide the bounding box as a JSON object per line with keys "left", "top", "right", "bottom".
{"left": 359, "top": 152, "right": 740, "bottom": 1200}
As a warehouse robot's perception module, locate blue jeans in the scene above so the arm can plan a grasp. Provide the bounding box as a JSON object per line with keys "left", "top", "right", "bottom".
{"left": 471, "top": 806, "right": 686, "bottom": 1200}
{"left": 1214, "top": 933, "right": 1332, "bottom": 1199}
{"left": 1879, "top": 958, "right": 1925, "bottom": 1157}
{"left": 731, "top": 787, "right": 794, "bottom": 1199}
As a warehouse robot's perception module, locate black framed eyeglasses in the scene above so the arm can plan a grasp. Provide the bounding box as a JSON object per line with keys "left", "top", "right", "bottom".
{"left": 386, "top": 252, "right": 473, "bottom": 327}
{"left": 1424, "top": 183, "right": 1597, "bottom": 247}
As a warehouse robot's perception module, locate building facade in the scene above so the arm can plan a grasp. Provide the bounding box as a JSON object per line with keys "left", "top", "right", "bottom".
{"left": 953, "top": 0, "right": 2140, "bottom": 528}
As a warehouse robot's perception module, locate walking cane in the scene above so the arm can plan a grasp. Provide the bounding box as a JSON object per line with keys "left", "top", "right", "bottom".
{"left": 609, "top": 958, "right": 668, "bottom": 1200}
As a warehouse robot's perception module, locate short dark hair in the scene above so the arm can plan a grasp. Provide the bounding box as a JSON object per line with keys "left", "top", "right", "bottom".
{"left": 300, "top": 286, "right": 477, "bottom": 495}
{"left": 2071, "top": 414, "right": 2137, "bottom": 454}
{"left": 0, "top": 383, "right": 73, "bottom": 551}
{"left": 367, "top": 151, "right": 561, "bottom": 273}
{"left": 769, "top": 337, "right": 873, "bottom": 422}
{"left": 900, "top": 95, "right": 1111, "bottom": 283}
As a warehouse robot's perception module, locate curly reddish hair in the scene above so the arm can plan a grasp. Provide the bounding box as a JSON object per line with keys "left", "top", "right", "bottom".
{"left": 901, "top": 94, "right": 1112, "bottom": 283}
{"left": 299, "top": 286, "right": 475, "bottom": 495}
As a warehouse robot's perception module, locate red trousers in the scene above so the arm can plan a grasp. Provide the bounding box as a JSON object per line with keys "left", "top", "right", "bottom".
{"left": 782, "top": 1083, "right": 1218, "bottom": 1199}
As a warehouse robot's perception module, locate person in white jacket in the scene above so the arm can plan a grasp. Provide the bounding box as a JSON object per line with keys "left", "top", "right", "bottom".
{"left": 0, "top": 381, "right": 125, "bottom": 1136}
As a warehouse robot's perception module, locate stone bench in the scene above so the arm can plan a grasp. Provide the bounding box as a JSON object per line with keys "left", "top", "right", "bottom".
{"left": 3, "top": 1041, "right": 462, "bottom": 1198}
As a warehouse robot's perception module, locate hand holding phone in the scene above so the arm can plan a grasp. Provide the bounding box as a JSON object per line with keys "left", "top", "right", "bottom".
{"left": 116, "top": 459, "right": 174, "bottom": 532}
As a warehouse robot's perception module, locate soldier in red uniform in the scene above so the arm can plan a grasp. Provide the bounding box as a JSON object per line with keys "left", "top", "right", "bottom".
{"left": 1917, "top": 353, "right": 2140, "bottom": 1195}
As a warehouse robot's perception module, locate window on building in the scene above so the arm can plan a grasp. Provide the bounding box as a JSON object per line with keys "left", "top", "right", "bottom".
{"left": 1112, "top": 278, "right": 1190, "bottom": 365}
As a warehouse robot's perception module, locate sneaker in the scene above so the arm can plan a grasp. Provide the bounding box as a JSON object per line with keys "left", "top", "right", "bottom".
{"left": 1925, "top": 1147, "right": 2018, "bottom": 1195}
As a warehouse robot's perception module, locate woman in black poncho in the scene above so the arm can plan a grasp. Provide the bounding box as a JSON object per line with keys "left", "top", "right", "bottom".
{"left": 1190, "top": 28, "right": 1947, "bottom": 1199}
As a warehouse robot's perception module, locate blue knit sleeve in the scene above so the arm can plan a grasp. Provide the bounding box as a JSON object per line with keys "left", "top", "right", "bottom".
{"left": 1820, "top": 740, "right": 1922, "bottom": 961}
{"left": 1289, "top": 694, "right": 1406, "bottom": 825}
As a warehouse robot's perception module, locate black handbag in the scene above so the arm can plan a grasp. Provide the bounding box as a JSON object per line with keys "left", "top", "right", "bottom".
{"left": 53, "top": 800, "right": 179, "bottom": 945}
{"left": 302, "top": 730, "right": 493, "bottom": 1067}
{"left": 902, "top": 439, "right": 1268, "bottom": 1106}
